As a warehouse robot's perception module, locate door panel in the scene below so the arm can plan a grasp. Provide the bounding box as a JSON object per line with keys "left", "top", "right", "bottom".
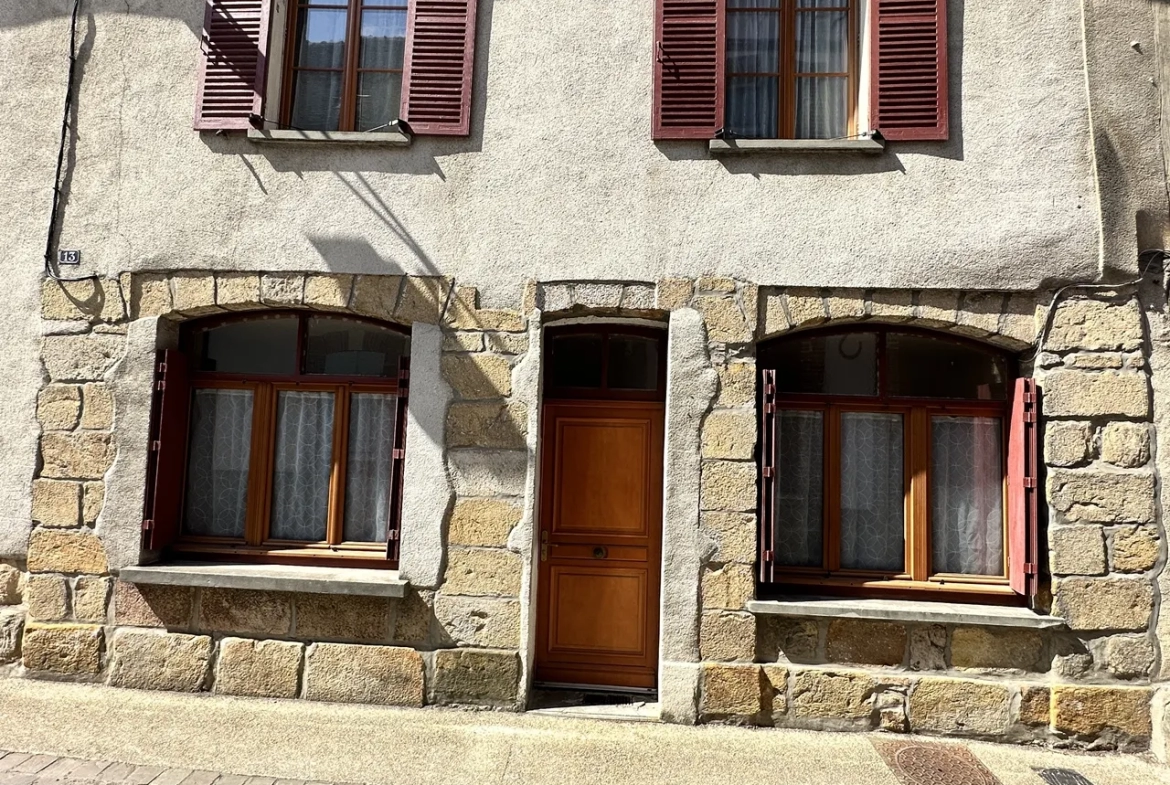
{"left": 535, "top": 400, "right": 664, "bottom": 691}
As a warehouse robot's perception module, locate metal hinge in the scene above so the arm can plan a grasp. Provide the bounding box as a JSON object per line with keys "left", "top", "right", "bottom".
{"left": 151, "top": 440, "right": 162, "bottom": 452}
{"left": 1023, "top": 476, "right": 1037, "bottom": 489}
{"left": 387, "top": 529, "right": 399, "bottom": 541}
{"left": 762, "top": 549, "right": 774, "bottom": 563}
{"left": 1023, "top": 392, "right": 1036, "bottom": 404}
{"left": 1023, "top": 411, "right": 1037, "bottom": 423}
{"left": 1024, "top": 562, "right": 1038, "bottom": 575}
{"left": 142, "top": 519, "right": 154, "bottom": 533}
{"left": 761, "top": 466, "right": 774, "bottom": 478}
{"left": 156, "top": 380, "right": 166, "bottom": 392}
{"left": 392, "top": 448, "right": 405, "bottom": 460}
{"left": 763, "top": 402, "right": 776, "bottom": 414}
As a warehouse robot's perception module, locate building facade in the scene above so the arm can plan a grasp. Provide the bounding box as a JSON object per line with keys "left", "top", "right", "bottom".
{"left": 1, "top": 0, "right": 1169, "bottom": 755}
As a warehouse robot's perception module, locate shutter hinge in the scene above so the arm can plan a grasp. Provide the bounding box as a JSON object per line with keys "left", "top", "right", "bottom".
{"left": 761, "top": 466, "right": 774, "bottom": 478}
{"left": 387, "top": 529, "right": 399, "bottom": 541}
{"left": 392, "top": 448, "right": 405, "bottom": 460}
{"left": 762, "top": 550, "right": 774, "bottom": 563}
{"left": 1023, "top": 411, "right": 1037, "bottom": 424}
{"left": 142, "top": 518, "right": 154, "bottom": 533}
{"left": 156, "top": 380, "right": 166, "bottom": 392}
{"left": 1024, "top": 562, "right": 1038, "bottom": 575}
{"left": 764, "top": 402, "right": 776, "bottom": 414}
{"left": 1023, "top": 392, "right": 1036, "bottom": 404}
{"left": 151, "top": 440, "right": 162, "bottom": 452}
{"left": 1022, "top": 476, "right": 1037, "bottom": 489}
{"left": 157, "top": 361, "right": 168, "bottom": 375}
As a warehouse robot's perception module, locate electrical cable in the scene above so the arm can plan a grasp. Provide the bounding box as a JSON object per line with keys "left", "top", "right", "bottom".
{"left": 44, "top": 0, "right": 98, "bottom": 283}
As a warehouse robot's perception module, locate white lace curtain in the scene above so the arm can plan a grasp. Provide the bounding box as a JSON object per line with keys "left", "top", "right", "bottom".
{"left": 931, "top": 417, "right": 1004, "bottom": 575}
{"left": 270, "top": 391, "right": 335, "bottom": 542}
{"left": 183, "top": 389, "right": 254, "bottom": 539}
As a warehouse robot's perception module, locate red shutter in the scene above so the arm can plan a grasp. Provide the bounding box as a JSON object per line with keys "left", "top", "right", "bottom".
{"left": 386, "top": 359, "right": 411, "bottom": 562}
{"left": 652, "top": 0, "right": 725, "bottom": 140}
{"left": 399, "top": 0, "right": 479, "bottom": 136}
{"left": 194, "top": 0, "right": 272, "bottom": 130}
{"left": 758, "top": 369, "right": 777, "bottom": 583}
{"left": 1007, "top": 377, "right": 1039, "bottom": 597}
{"left": 143, "top": 351, "right": 192, "bottom": 551}
{"left": 870, "top": 0, "right": 948, "bottom": 141}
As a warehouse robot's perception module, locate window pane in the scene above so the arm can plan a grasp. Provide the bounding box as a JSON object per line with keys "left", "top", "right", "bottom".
{"left": 360, "top": 9, "right": 407, "bottom": 68}
{"left": 548, "top": 334, "right": 604, "bottom": 389}
{"left": 356, "top": 71, "right": 403, "bottom": 131}
{"left": 840, "top": 412, "right": 904, "bottom": 571}
{"left": 796, "top": 11, "right": 848, "bottom": 72}
{"left": 774, "top": 411, "right": 824, "bottom": 567}
{"left": 795, "top": 76, "right": 848, "bottom": 139}
{"left": 192, "top": 317, "right": 299, "bottom": 375}
{"left": 887, "top": 333, "right": 1010, "bottom": 400}
{"left": 609, "top": 335, "right": 660, "bottom": 390}
{"left": 931, "top": 417, "right": 1005, "bottom": 576}
{"left": 344, "top": 393, "right": 398, "bottom": 542}
{"left": 305, "top": 318, "right": 409, "bottom": 377}
{"left": 297, "top": 8, "right": 348, "bottom": 68}
{"left": 183, "top": 389, "right": 253, "bottom": 539}
{"left": 729, "top": 0, "right": 780, "bottom": 7}
{"left": 290, "top": 70, "right": 343, "bottom": 131}
{"left": 269, "top": 391, "right": 335, "bottom": 541}
{"left": 726, "top": 76, "right": 779, "bottom": 138}
{"left": 798, "top": 0, "right": 848, "bottom": 6}
{"left": 761, "top": 332, "right": 877, "bottom": 396}
{"left": 727, "top": 12, "right": 780, "bottom": 74}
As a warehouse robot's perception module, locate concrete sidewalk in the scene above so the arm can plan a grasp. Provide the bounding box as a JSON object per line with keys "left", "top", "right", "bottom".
{"left": 0, "top": 680, "right": 1165, "bottom": 785}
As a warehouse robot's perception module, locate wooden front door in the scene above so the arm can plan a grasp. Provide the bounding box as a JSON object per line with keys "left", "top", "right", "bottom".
{"left": 535, "top": 326, "right": 666, "bottom": 692}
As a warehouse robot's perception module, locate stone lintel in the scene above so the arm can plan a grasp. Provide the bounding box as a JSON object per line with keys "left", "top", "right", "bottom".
{"left": 120, "top": 563, "right": 408, "bottom": 598}
{"left": 747, "top": 597, "right": 1064, "bottom": 630}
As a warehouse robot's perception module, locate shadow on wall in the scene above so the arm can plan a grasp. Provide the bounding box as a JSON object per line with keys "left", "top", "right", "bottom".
{"left": 656, "top": 0, "right": 966, "bottom": 177}
{"left": 0, "top": 0, "right": 204, "bottom": 35}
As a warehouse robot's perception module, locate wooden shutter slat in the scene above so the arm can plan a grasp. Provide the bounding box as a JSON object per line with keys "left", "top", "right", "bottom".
{"left": 870, "top": 0, "right": 948, "bottom": 140}
{"left": 652, "top": 0, "right": 725, "bottom": 140}
{"left": 399, "top": 0, "right": 478, "bottom": 136}
{"left": 1007, "top": 377, "right": 1040, "bottom": 598}
{"left": 194, "top": 0, "right": 272, "bottom": 130}
{"left": 758, "top": 369, "right": 777, "bottom": 583}
{"left": 143, "top": 350, "right": 191, "bottom": 552}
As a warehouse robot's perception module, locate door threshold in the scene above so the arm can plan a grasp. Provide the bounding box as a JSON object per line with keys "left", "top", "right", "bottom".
{"left": 527, "top": 686, "right": 661, "bottom": 724}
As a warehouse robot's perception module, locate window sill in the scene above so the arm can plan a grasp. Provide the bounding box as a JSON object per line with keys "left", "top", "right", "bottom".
{"left": 246, "top": 128, "right": 412, "bottom": 147}
{"left": 746, "top": 597, "right": 1064, "bottom": 630}
{"left": 709, "top": 138, "right": 885, "bottom": 155}
{"left": 120, "top": 562, "right": 409, "bottom": 598}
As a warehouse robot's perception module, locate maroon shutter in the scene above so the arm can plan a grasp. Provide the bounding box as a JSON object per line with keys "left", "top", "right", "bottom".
{"left": 143, "top": 351, "right": 192, "bottom": 551}
{"left": 758, "top": 369, "right": 777, "bottom": 583}
{"left": 870, "top": 0, "right": 948, "bottom": 141}
{"left": 399, "top": 0, "right": 479, "bottom": 136}
{"left": 194, "top": 0, "right": 272, "bottom": 130}
{"left": 652, "top": 0, "right": 725, "bottom": 140}
{"left": 386, "top": 359, "right": 411, "bottom": 561}
{"left": 1007, "top": 377, "right": 1039, "bottom": 597}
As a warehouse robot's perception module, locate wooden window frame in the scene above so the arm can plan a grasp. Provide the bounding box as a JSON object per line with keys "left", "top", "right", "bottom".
{"left": 172, "top": 311, "right": 409, "bottom": 569}
{"left": 281, "top": 0, "right": 410, "bottom": 132}
{"left": 725, "top": 0, "right": 857, "bottom": 139}
{"left": 759, "top": 326, "right": 1018, "bottom": 602}
{"left": 543, "top": 324, "right": 668, "bottom": 403}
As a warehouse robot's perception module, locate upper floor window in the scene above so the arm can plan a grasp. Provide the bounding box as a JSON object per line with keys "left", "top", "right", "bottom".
{"left": 725, "top": 0, "right": 856, "bottom": 140}
{"left": 143, "top": 312, "right": 410, "bottom": 568}
{"left": 284, "top": 0, "right": 408, "bottom": 132}
{"left": 757, "top": 328, "right": 1039, "bottom": 601}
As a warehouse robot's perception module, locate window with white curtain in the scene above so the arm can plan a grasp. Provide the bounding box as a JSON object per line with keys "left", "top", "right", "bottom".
{"left": 725, "top": 0, "right": 856, "bottom": 139}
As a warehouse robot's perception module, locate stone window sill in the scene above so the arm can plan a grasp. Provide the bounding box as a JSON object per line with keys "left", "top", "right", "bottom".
{"left": 709, "top": 138, "right": 885, "bottom": 155}
{"left": 747, "top": 597, "right": 1064, "bottom": 630}
{"left": 120, "top": 562, "right": 409, "bottom": 598}
{"left": 246, "top": 129, "right": 412, "bottom": 147}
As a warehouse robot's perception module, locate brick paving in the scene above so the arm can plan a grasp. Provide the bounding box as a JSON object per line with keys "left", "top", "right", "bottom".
{"left": 0, "top": 753, "right": 354, "bottom": 785}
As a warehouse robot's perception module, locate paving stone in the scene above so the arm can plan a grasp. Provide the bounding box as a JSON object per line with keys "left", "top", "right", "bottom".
{"left": 179, "top": 771, "right": 220, "bottom": 785}
{"left": 148, "top": 770, "right": 192, "bottom": 785}
{"left": 0, "top": 773, "right": 35, "bottom": 785}
{"left": 36, "top": 758, "right": 86, "bottom": 780}
{"left": 212, "top": 776, "right": 247, "bottom": 785}
{"left": 124, "top": 765, "right": 167, "bottom": 785}
{"left": 9, "top": 756, "right": 56, "bottom": 775}
{"left": 98, "top": 762, "right": 138, "bottom": 782}
{"left": 0, "top": 755, "right": 31, "bottom": 773}
{"left": 67, "top": 760, "right": 114, "bottom": 780}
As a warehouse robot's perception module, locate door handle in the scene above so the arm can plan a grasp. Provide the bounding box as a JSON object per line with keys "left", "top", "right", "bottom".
{"left": 592, "top": 546, "right": 608, "bottom": 560}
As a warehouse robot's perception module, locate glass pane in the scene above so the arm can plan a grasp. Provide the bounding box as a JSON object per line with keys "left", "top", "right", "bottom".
{"left": 344, "top": 393, "right": 398, "bottom": 542}
{"left": 305, "top": 318, "right": 409, "bottom": 377}
{"left": 269, "top": 391, "right": 335, "bottom": 542}
{"left": 290, "top": 70, "right": 343, "bottom": 131}
{"left": 609, "top": 335, "right": 660, "bottom": 390}
{"left": 760, "top": 333, "right": 877, "bottom": 396}
{"left": 356, "top": 71, "right": 403, "bottom": 132}
{"left": 887, "top": 333, "right": 1010, "bottom": 400}
{"left": 931, "top": 417, "right": 1005, "bottom": 576}
{"left": 795, "top": 76, "right": 848, "bottom": 139}
{"left": 360, "top": 9, "right": 407, "bottom": 68}
{"left": 798, "top": 0, "right": 849, "bottom": 6}
{"left": 774, "top": 411, "right": 824, "bottom": 567}
{"left": 839, "top": 412, "right": 904, "bottom": 571}
{"left": 726, "top": 77, "right": 779, "bottom": 139}
{"left": 183, "top": 389, "right": 253, "bottom": 539}
{"left": 796, "top": 11, "right": 848, "bottom": 72}
{"left": 192, "top": 317, "right": 298, "bottom": 375}
{"left": 729, "top": 0, "right": 780, "bottom": 7}
{"left": 297, "top": 8, "right": 348, "bottom": 68}
{"left": 548, "top": 334, "right": 604, "bottom": 389}
{"left": 727, "top": 12, "right": 780, "bottom": 74}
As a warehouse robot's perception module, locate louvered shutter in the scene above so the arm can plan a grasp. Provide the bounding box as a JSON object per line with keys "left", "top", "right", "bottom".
{"left": 652, "top": 0, "right": 725, "bottom": 140}
{"left": 194, "top": 0, "right": 272, "bottom": 130}
{"left": 400, "top": 0, "right": 479, "bottom": 136}
{"left": 758, "top": 369, "right": 777, "bottom": 582}
{"left": 870, "top": 0, "right": 948, "bottom": 141}
{"left": 143, "top": 351, "right": 192, "bottom": 551}
{"left": 1007, "top": 377, "right": 1040, "bottom": 598}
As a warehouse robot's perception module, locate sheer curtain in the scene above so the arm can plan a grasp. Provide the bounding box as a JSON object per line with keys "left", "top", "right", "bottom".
{"left": 839, "top": 412, "right": 905, "bottom": 571}
{"left": 344, "top": 393, "right": 398, "bottom": 543}
{"left": 931, "top": 417, "right": 1004, "bottom": 575}
{"left": 270, "top": 391, "right": 335, "bottom": 542}
{"left": 183, "top": 389, "right": 254, "bottom": 538}
{"left": 794, "top": 8, "right": 849, "bottom": 139}
{"left": 774, "top": 411, "right": 824, "bottom": 567}
{"left": 725, "top": 4, "right": 779, "bottom": 138}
